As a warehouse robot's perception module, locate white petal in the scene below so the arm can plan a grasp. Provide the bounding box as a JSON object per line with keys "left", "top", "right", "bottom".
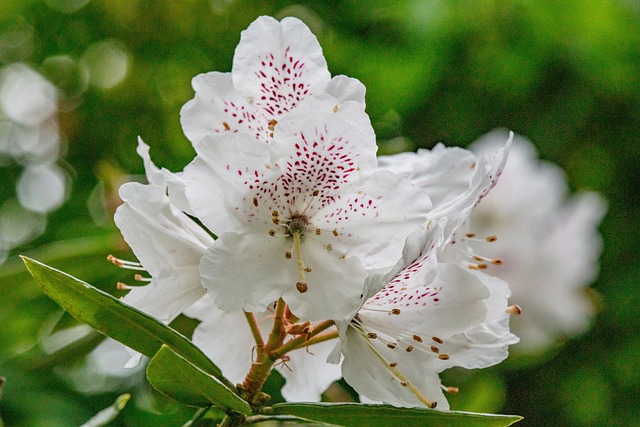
{"left": 184, "top": 133, "right": 272, "bottom": 234}
{"left": 361, "top": 263, "right": 489, "bottom": 340}
{"left": 326, "top": 75, "right": 366, "bottom": 106}
{"left": 200, "top": 231, "right": 293, "bottom": 313}
{"left": 314, "top": 170, "right": 431, "bottom": 270}
{"left": 282, "top": 237, "right": 368, "bottom": 321}
{"left": 185, "top": 297, "right": 267, "bottom": 385}
{"left": 341, "top": 326, "right": 448, "bottom": 409}
{"left": 233, "top": 16, "right": 331, "bottom": 118}
{"left": 278, "top": 335, "right": 342, "bottom": 402}
{"left": 180, "top": 72, "right": 270, "bottom": 144}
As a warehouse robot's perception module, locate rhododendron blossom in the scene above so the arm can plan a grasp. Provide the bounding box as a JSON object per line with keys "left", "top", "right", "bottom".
{"left": 184, "top": 97, "right": 431, "bottom": 320}
{"left": 332, "top": 227, "right": 518, "bottom": 409}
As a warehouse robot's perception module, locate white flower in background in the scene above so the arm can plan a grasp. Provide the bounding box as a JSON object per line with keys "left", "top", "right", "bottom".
{"left": 181, "top": 15, "right": 365, "bottom": 146}
{"left": 378, "top": 134, "right": 512, "bottom": 247}
{"left": 466, "top": 130, "right": 606, "bottom": 352}
{"left": 184, "top": 97, "right": 431, "bottom": 320}
{"left": 0, "top": 63, "right": 69, "bottom": 263}
{"left": 185, "top": 297, "right": 342, "bottom": 402}
{"left": 333, "top": 227, "right": 518, "bottom": 409}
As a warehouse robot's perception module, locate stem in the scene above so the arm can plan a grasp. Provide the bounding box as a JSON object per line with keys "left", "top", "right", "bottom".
{"left": 243, "top": 311, "right": 265, "bottom": 351}
{"left": 265, "top": 298, "right": 286, "bottom": 351}
{"left": 296, "top": 330, "right": 339, "bottom": 349}
{"left": 272, "top": 320, "right": 335, "bottom": 357}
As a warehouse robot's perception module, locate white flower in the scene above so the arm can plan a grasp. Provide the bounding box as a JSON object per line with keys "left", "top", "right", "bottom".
{"left": 465, "top": 130, "right": 606, "bottom": 352}
{"left": 184, "top": 297, "right": 341, "bottom": 402}
{"left": 113, "top": 141, "right": 212, "bottom": 327}
{"left": 184, "top": 96, "right": 431, "bottom": 320}
{"left": 333, "top": 227, "right": 518, "bottom": 409}
{"left": 180, "top": 16, "right": 365, "bottom": 146}
{"left": 378, "top": 133, "right": 512, "bottom": 247}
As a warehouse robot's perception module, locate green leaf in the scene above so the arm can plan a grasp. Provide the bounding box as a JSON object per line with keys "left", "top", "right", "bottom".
{"left": 80, "top": 393, "right": 131, "bottom": 427}
{"left": 268, "top": 403, "right": 522, "bottom": 427}
{"left": 20, "top": 257, "right": 233, "bottom": 390}
{"left": 147, "top": 345, "right": 252, "bottom": 415}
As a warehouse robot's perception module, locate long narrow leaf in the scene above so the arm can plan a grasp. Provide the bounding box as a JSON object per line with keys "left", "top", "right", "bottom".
{"left": 21, "top": 257, "right": 234, "bottom": 391}
{"left": 268, "top": 403, "right": 522, "bottom": 427}
{"left": 147, "top": 345, "right": 252, "bottom": 414}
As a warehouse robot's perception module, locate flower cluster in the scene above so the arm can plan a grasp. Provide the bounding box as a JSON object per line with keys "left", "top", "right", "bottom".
{"left": 110, "top": 16, "right": 520, "bottom": 409}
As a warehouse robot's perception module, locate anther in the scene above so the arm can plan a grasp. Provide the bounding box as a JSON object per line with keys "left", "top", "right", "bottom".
{"left": 285, "top": 251, "right": 292, "bottom": 259}
{"left": 268, "top": 230, "right": 276, "bottom": 236}
{"left": 430, "top": 402, "right": 438, "bottom": 409}
{"left": 391, "top": 309, "right": 401, "bottom": 315}
{"left": 333, "top": 105, "right": 339, "bottom": 113}
{"left": 445, "top": 386, "right": 459, "bottom": 394}
{"left": 116, "top": 282, "right": 130, "bottom": 290}
{"left": 272, "top": 210, "right": 279, "bottom": 217}
{"left": 389, "top": 362, "right": 398, "bottom": 368}
{"left": 430, "top": 346, "right": 440, "bottom": 353}
{"left": 223, "top": 121, "right": 231, "bottom": 131}
{"left": 506, "top": 304, "right": 522, "bottom": 315}
{"left": 315, "top": 228, "right": 321, "bottom": 235}
{"left": 491, "top": 258, "right": 503, "bottom": 265}
{"left": 485, "top": 235, "right": 498, "bottom": 242}
{"left": 304, "top": 267, "right": 312, "bottom": 272}
{"left": 438, "top": 354, "right": 450, "bottom": 360}
{"left": 432, "top": 336, "right": 443, "bottom": 344}
{"left": 477, "top": 263, "right": 488, "bottom": 269}
{"left": 326, "top": 244, "right": 333, "bottom": 252}
{"left": 367, "top": 332, "right": 377, "bottom": 339}
{"left": 406, "top": 345, "right": 414, "bottom": 352}
{"left": 400, "top": 381, "right": 408, "bottom": 387}
{"left": 332, "top": 229, "right": 339, "bottom": 237}
{"left": 466, "top": 233, "right": 476, "bottom": 238}
{"left": 107, "top": 254, "right": 123, "bottom": 266}
{"left": 253, "top": 197, "right": 258, "bottom": 207}
{"left": 413, "top": 334, "right": 423, "bottom": 343}
{"left": 272, "top": 217, "right": 280, "bottom": 225}
{"left": 387, "top": 343, "right": 397, "bottom": 349}
{"left": 312, "top": 189, "right": 319, "bottom": 197}
{"left": 268, "top": 119, "right": 277, "bottom": 131}
{"left": 296, "top": 281, "right": 308, "bottom": 293}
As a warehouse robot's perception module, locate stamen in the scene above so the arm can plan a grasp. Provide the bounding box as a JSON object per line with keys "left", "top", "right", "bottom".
{"left": 405, "top": 345, "right": 414, "bottom": 352}
{"left": 387, "top": 343, "right": 397, "bottom": 349}
{"left": 438, "top": 354, "right": 450, "bottom": 360}
{"left": 253, "top": 197, "right": 259, "bottom": 207}
{"left": 107, "top": 255, "right": 146, "bottom": 271}
{"left": 444, "top": 386, "right": 459, "bottom": 394}
{"left": 285, "top": 251, "right": 292, "bottom": 259}
{"left": 293, "top": 230, "right": 310, "bottom": 293}
{"left": 412, "top": 335, "right": 423, "bottom": 343}
{"left": 116, "top": 282, "right": 132, "bottom": 290}
{"left": 332, "top": 229, "right": 339, "bottom": 237}
{"left": 432, "top": 336, "right": 443, "bottom": 344}
{"left": 367, "top": 332, "right": 377, "bottom": 339}
{"left": 134, "top": 274, "right": 152, "bottom": 282}
{"left": 430, "top": 346, "right": 440, "bottom": 353}
{"left": 485, "top": 235, "right": 498, "bottom": 242}
{"left": 389, "top": 362, "right": 398, "bottom": 368}
{"left": 296, "top": 281, "right": 308, "bottom": 293}
{"left": 315, "top": 228, "right": 321, "bottom": 235}
{"left": 223, "top": 121, "right": 231, "bottom": 131}
{"left": 391, "top": 309, "right": 401, "bottom": 315}
{"left": 506, "top": 304, "right": 522, "bottom": 315}
{"left": 268, "top": 230, "right": 276, "bottom": 237}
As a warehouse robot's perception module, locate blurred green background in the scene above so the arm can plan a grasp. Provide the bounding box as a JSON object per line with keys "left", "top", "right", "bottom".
{"left": 1, "top": 0, "right": 638, "bottom": 426}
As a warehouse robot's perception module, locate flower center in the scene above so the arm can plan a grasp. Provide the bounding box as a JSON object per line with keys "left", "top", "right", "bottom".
{"left": 288, "top": 213, "right": 309, "bottom": 237}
